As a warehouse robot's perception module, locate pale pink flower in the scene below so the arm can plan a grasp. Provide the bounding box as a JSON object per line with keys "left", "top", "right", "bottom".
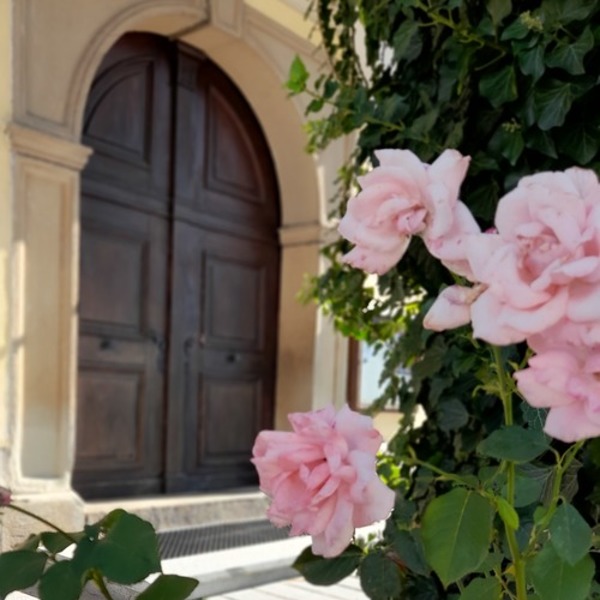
{"left": 467, "top": 168, "right": 600, "bottom": 345}
{"left": 423, "top": 284, "right": 486, "bottom": 331}
{"left": 515, "top": 349, "right": 600, "bottom": 442}
{"left": 251, "top": 405, "right": 394, "bottom": 558}
{"left": 338, "top": 149, "right": 474, "bottom": 275}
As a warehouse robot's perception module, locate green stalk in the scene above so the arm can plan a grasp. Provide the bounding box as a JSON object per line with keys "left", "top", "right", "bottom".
{"left": 492, "top": 346, "right": 527, "bottom": 600}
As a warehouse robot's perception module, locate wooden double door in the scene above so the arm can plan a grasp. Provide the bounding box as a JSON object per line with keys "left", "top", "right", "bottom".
{"left": 74, "top": 33, "right": 280, "bottom": 499}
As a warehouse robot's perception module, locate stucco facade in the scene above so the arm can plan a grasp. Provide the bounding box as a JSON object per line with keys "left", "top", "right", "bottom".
{"left": 0, "top": 0, "right": 350, "bottom": 549}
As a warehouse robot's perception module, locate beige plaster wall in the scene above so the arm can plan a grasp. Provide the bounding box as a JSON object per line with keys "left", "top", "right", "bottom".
{"left": 0, "top": 0, "right": 13, "bottom": 488}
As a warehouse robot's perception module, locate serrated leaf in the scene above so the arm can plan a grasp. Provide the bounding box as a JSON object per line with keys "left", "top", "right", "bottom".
{"left": 534, "top": 81, "right": 573, "bottom": 130}
{"left": 479, "top": 66, "right": 518, "bottom": 108}
{"left": 136, "top": 575, "right": 198, "bottom": 600}
{"left": 550, "top": 503, "right": 592, "bottom": 565}
{"left": 293, "top": 544, "right": 363, "bottom": 586}
{"left": 460, "top": 576, "right": 502, "bottom": 600}
{"left": 546, "top": 27, "right": 594, "bottom": 75}
{"left": 38, "top": 562, "right": 83, "bottom": 600}
{"left": 0, "top": 551, "right": 47, "bottom": 600}
{"left": 421, "top": 488, "right": 494, "bottom": 587}
{"left": 478, "top": 426, "right": 550, "bottom": 463}
{"left": 389, "top": 530, "right": 429, "bottom": 576}
{"left": 359, "top": 551, "right": 403, "bottom": 600}
{"left": 530, "top": 544, "right": 594, "bottom": 600}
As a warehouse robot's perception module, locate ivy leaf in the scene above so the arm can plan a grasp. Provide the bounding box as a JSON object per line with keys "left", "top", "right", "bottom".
{"left": 479, "top": 66, "right": 518, "bottom": 108}
{"left": 0, "top": 551, "right": 47, "bottom": 600}
{"left": 530, "top": 544, "right": 594, "bottom": 600}
{"left": 478, "top": 426, "right": 550, "bottom": 462}
{"left": 487, "top": 0, "right": 512, "bottom": 26}
{"left": 550, "top": 503, "right": 593, "bottom": 565}
{"left": 459, "top": 577, "right": 502, "bottom": 600}
{"left": 293, "top": 544, "right": 363, "bottom": 586}
{"left": 286, "top": 55, "right": 309, "bottom": 94}
{"left": 558, "top": 120, "right": 600, "bottom": 164}
{"left": 541, "top": 0, "right": 596, "bottom": 25}
{"left": 359, "top": 551, "right": 403, "bottom": 600}
{"left": 533, "top": 81, "right": 573, "bottom": 130}
{"left": 526, "top": 128, "right": 558, "bottom": 158}
{"left": 519, "top": 44, "right": 546, "bottom": 80}
{"left": 489, "top": 124, "right": 525, "bottom": 165}
{"left": 437, "top": 398, "right": 469, "bottom": 432}
{"left": 546, "top": 27, "right": 594, "bottom": 75}
{"left": 38, "top": 562, "right": 83, "bottom": 600}
{"left": 421, "top": 488, "right": 494, "bottom": 587}
{"left": 136, "top": 575, "right": 199, "bottom": 600}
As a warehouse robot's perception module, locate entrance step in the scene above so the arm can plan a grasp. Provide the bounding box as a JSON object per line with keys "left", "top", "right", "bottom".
{"left": 84, "top": 489, "right": 269, "bottom": 532}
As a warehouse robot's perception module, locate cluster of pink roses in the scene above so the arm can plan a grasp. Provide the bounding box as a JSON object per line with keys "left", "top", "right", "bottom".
{"left": 339, "top": 149, "right": 600, "bottom": 443}
{"left": 252, "top": 405, "right": 394, "bottom": 557}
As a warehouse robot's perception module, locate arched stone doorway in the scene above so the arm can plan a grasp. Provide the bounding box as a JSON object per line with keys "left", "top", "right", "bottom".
{"left": 74, "top": 32, "right": 280, "bottom": 499}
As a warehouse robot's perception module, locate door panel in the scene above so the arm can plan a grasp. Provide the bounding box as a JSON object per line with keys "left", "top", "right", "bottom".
{"left": 75, "top": 199, "right": 168, "bottom": 498}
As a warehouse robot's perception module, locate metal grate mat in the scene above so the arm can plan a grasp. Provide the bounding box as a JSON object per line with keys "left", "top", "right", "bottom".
{"left": 157, "top": 518, "right": 290, "bottom": 559}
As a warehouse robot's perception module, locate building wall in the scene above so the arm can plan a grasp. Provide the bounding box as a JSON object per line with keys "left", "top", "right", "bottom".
{"left": 0, "top": 0, "right": 350, "bottom": 549}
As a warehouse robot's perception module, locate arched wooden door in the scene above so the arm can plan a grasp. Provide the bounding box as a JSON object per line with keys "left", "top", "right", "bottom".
{"left": 74, "top": 33, "right": 280, "bottom": 499}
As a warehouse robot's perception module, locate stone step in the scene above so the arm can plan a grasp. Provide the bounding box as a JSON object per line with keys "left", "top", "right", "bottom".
{"left": 84, "top": 489, "right": 269, "bottom": 532}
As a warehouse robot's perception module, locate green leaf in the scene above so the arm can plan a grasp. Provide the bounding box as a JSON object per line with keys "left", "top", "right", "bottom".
{"left": 421, "top": 488, "right": 494, "bottom": 587}
{"left": 0, "top": 551, "right": 47, "bottom": 600}
{"left": 437, "top": 398, "right": 469, "bottom": 432}
{"left": 549, "top": 503, "right": 592, "bottom": 565}
{"left": 513, "top": 464, "right": 552, "bottom": 507}
{"left": 530, "top": 544, "right": 594, "bottom": 600}
{"left": 541, "top": 0, "right": 596, "bottom": 25}
{"left": 73, "top": 512, "right": 162, "bottom": 585}
{"left": 479, "top": 66, "right": 518, "bottom": 108}
{"left": 534, "top": 81, "right": 573, "bottom": 130}
{"left": 286, "top": 55, "right": 309, "bottom": 94}
{"left": 41, "top": 532, "right": 78, "bottom": 555}
{"left": 393, "top": 20, "right": 421, "bottom": 63}
{"left": 460, "top": 577, "right": 502, "bottom": 600}
{"left": 359, "top": 551, "right": 403, "bottom": 600}
{"left": 519, "top": 45, "right": 545, "bottom": 80}
{"left": 17, "top": 534, "right": 42, "bottom": 552}
{"left": 546, "top": 27, "right": 594, "bottom": 75}
{"left": 496, "top": 497, "right": 520, "bottom": 530}
{"left": 526, "top": 128, "right": 558, "bottom": 158}
{"left": 489, "top": 124, "right": 525, "bottom": 165}
{"left": 558, "top": 120, "right": 599, "bottom": 165}
{"left": 137, "top": 575, "right": 199, "bottom": 600}
{"left": 478, "top": 426, "right": 550, "bottom": 463}
{"left": 501, "top": 17, "right": 529, "bottom": 41}
{"left": 487, "top": 0, "right": 512, "bottom": 25}
{"left": 293, "top": 544, "right": 363, "bottom": 586}
{"left": 39, "top": 562, "right": 83, "bottom": 600}
{"left": 389, "top": 530, "right": 429, "bottom": 576}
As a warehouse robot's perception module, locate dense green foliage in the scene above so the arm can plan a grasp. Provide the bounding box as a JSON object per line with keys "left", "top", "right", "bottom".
{"left": 290, "top": 0, "right": 600, "bottom": 597}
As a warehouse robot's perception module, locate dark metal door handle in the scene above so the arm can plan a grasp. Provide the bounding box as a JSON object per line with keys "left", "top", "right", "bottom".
{"left": 149, "top": 330, "right": 166, "bottom": 373}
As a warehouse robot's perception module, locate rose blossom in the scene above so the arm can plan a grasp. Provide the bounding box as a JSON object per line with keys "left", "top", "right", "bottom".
{"left": 423, "top": 284, "right": 486, "bottom": 332}
{"left": 515, "top": 348, "right": 600, "bottom": 442}
{"left": 251, "top": 405, "right": 394, "bottom": 558}
{"left": 338, "top": 149, "right": 476, "bottom": 276}
{"left": 467, "top": 168, "right": 600, "bottom": 345}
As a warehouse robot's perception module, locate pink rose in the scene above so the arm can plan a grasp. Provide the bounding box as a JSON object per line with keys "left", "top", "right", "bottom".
{"left": 467, "top": 168, "right": 600, "bottom": 345}
{"left": 251, "top": 405, "right": 395, "bottom": 558}
{"left": 515, "top": 349, "right": 600, "bottom": 442}
{"left": 338, "top": 149, "right": 473, "bottom": 275}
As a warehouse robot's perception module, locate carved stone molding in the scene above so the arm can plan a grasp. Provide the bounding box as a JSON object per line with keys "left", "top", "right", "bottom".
{"left": 6, "top": 123, "right": 92, "bottom": 171}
